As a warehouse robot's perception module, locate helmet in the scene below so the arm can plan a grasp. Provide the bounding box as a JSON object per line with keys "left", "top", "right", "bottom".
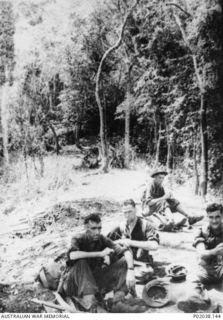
{"left": 150, "top": 170, "right": 168, "bottom": 178}
{"left": 167, "top": 264, "right": 188, "bottom": 282}
{"left": 142, "top": 279, "right": 170, "bottom": 308}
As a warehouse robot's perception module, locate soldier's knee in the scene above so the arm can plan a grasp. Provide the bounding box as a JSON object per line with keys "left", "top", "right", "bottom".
{"left": 75, "top": 259, "right": 90, "bottom": 270}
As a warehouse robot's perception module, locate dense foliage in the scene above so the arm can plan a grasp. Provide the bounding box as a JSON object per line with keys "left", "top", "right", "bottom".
{"left": 0, "top": 0, "right": 222, "bottom": 192}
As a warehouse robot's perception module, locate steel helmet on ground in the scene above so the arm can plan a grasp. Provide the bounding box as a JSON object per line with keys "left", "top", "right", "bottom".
{"left": 142, "top": 279, "right": 170, "bottom": 308}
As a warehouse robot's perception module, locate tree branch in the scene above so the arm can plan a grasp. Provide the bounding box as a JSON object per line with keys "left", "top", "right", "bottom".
{"left": 97, "top": 0, "right": 139, "bottom": 72}
{"left": 173, "top": 14, "right": 204, "bottom": 92}
{"left": 166, "top": 54, "right": 191, "bottom": 62}
{"left": 95, "top": 0, "right": 139, "bottom": 170}
{"left": 166, "top": 2, "right": 192, "bottom": 18}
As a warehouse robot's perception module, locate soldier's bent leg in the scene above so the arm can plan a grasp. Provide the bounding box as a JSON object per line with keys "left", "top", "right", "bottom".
{"left": 63, "top": 259, "right": 98, "bottom": 298}
{"left": 134, "top": 263, "right": 154, "bottom": 284}
{"left": 94, "top": 256, "right": 128, "bottom": 295}
{"left": 173, "top": 212, "right": 187, "bottom": 228}
{"left": 197, "top": 266, "right": 218, "bottom": 286}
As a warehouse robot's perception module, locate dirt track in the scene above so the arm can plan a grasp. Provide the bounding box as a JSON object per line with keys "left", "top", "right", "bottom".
{"left": 0, "top": 169, "right": 217, "bottom": 312}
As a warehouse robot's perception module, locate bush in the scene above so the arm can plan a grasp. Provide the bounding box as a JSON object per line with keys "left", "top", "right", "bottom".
{"left": 109, "top": 138, "right": 136, "bottom": 168}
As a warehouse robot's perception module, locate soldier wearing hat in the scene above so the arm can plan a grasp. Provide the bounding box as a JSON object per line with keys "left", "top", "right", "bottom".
{"left": 141, "top": 169, "right": 203, "bottom": 231}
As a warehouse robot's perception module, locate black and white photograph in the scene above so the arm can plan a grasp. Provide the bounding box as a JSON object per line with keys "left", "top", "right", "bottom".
{"left": 0, "top": 0, "right": 223, "bottom": 314}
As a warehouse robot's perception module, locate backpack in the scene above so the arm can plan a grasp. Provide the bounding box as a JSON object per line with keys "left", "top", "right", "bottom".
{"left": 37, "top": 260, "right": 64, "bottom": 290}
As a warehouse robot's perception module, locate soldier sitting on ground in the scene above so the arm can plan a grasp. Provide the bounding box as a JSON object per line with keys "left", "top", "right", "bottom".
{"left": 177, "top": 203, "right": 223, "bottom": 313}
{"left": 141, "top": 170, "right": 203, "bottom": 231}
{"left": 193, "top": 203, "right": 223, "bottom": 287}
{"left": 108, "top": 199, "right": 159, "bottom": 284}
{"left": 58, "top": 213, "right": 146, "bottom": 313}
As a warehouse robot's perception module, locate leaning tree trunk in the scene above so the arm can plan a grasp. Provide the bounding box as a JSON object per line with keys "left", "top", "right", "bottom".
{"left": 200, "top": 92, "right": 208, "bottom": 196}
{"left": 95, "top": 0, "right": 139, "bottom": 173}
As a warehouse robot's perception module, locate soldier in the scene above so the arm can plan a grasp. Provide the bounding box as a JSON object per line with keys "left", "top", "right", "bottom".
{"left": 141, "top": 170, "right": 203, "bottom": 231}
{"left": 176, "top": 203, "right": 223, "bottom": 312}
{"left": 193, "top": 203, "right": 223, "bottom": 286}
{"left": 59, "top": 213, "right": 145, "bottom": 313}
{"left": 108, "top": 199, "right": 159, "bottom": 284}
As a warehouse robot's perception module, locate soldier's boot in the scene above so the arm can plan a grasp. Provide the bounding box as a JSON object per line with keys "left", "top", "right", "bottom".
{"left": 177, "top": 282, "right": 211, "bottom": 313}
{"left": 111, "top": 301, "right": 147, "bottom": 313}
{"left": 188, "top": 215, "right": 204, "bottom": 226}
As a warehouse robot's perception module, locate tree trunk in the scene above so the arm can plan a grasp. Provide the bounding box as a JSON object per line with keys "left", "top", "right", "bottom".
{"left": 167, "top": 138, "right": 173, "bottom": 171}
{"left": 23, "top": 145, "right": 29, "bottom": 182}
{"left": 95, "top": 0, "right": 139, "bottom": 173}
{"left": 193, "top": 139, "right": 200, "bottom": 195}
{"left": 38, "top": 155, "right": 45, "bottom": 177}
{"left": 155, "top": 124, "right": 162, "bottom": 168}
{"left": 125, "top": 93, "right": 131, "bottom": 168}
{"left": 95, "top": 78, "right": 108, "bottom": 172}
{"left": 75, "top": 121, "right": 81, "bottom": 148}
{"left": 166, "top": 120, "right": 173, "bottom": 171}
{"left": 200, "top": 93, "right": 208, "bottom": 196}
{"left": 49, "top": 123, "right": 60, "bottom": 155}
{"left": 49, "top": 92, "right": 53, "bottom": 111}
{"left": 124, "top": 64, "right": 133, "bottom": 168}
{"left": 49, "top": 76, "right": 56, "bottom": 111}
{"left": 154, "top": 115, "right": 158, "bottom": 156}
{"left": 0, "top": 82, "right": 9, "bottom": 166}
{"left": 172, "top": 12, "right": 208, "bottom": 196}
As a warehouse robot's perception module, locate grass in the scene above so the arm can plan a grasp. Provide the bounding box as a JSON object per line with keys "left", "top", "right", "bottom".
{"left": 0, "top": 153, "right": 208, "bottom": 217}
{"left": 0, "top": 155, "right": 80, "bottom": 205}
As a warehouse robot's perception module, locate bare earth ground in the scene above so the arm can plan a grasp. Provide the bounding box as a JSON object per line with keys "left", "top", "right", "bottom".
{"left": 0, "top": 164, "right": 220, "bottom": 313}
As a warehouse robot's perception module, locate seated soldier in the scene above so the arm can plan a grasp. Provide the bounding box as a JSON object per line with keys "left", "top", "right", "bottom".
{"left": 176, "top": 203, "right": 223, "bottom": 313}
{"left": 108, "top": 199, "right": 159, "bottom": 284}
{"left": 141, "top": 170, "right": 203, "bottom": 231}
{"left": 193, "top": 203, "right": 223, "bottom": 287}
{"left": 58, "top": 213, "right": 145, "bottom": 313}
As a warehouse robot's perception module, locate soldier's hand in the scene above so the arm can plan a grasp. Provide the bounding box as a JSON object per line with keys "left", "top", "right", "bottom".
{"left": 214, "top": 243, "right": 223, "bottom": 255}
{"left": 126, "top": 269, "right": 136, "bottom": 291}
{"left": 115, "top": 239, "right": 131, "bottom": 246}
{"left": 103, "top": 255, "right": 110, "bottom": 266}
{"left": 100, "top": 247, "right": 114, "bottom": 258}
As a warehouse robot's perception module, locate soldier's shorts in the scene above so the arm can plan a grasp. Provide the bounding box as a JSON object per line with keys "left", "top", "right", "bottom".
{"left": 148, "top": 198, "right": 180, "bottom": 215}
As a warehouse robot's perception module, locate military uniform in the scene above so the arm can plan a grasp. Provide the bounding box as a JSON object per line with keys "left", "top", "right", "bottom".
{"left": 59, "top": 232, "right": 129, "bottom": 300}
{"left": 141, "top": 181, "right": 180, "bottom": 215}
{"left": 193, "top": 223, "right": 223, "bottom": 284}
{"left": 108, "top": 217, "right": 159, "bottom": 283}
